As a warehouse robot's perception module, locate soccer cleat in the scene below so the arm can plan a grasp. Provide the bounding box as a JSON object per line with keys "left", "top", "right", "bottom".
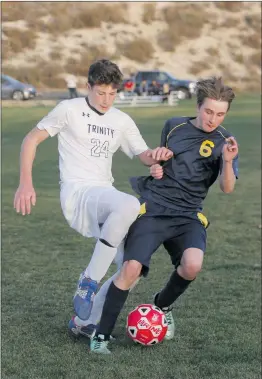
{"left": 153, "top": 293, "right": 175, "bottom": 340}
{"left": 73, "top": 272, "right": 98, "bottom": 320}
{"left": 90, "top": 334, "right": 111, "bottom": 354}
{"left": 162, "top": 307, "right": 175, "bottom": 340}
{"left": 68, "top": 316, "right": 96, "bottom": 339}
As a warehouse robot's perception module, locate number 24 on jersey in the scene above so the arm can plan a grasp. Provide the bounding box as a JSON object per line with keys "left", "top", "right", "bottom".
{"left": 91, "top": 138, "right": 109, "bottom": 158}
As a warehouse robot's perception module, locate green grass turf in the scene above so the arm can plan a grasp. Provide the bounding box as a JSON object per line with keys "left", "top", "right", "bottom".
{"left": 1, "top": 95, "right": 261, "bottom": 379}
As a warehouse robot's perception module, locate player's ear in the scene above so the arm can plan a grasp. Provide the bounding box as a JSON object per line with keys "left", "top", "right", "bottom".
{"left": 196, "top": 103, "right": 201, "bottom": 114}
{"left": 87, "top": 82, "right": 92, "bottom": 91}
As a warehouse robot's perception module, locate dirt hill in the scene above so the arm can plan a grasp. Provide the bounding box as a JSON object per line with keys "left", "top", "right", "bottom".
{"left": 2, "top": 1, "right": 261, "bottom": 91}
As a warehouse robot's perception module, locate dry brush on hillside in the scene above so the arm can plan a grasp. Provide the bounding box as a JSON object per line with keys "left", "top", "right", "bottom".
{"left": 2, "top": 1, "right": 261, "bottom": 90}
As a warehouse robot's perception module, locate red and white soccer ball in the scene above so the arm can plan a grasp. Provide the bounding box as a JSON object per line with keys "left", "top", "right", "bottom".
{"left": 126, "top": 304, "right": 168, "bottom": 346}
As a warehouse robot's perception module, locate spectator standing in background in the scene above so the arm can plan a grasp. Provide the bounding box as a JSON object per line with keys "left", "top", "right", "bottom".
{"left": 162, "top": 81, "right": 170, "bottom": 103}
{"left": 66, "top": 75, "right": 78, "bottom": 99}
{"left": 139, "top": 80, "right": 148, "bottom": 96}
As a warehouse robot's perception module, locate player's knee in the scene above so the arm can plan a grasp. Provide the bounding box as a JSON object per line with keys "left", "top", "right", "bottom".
{"left": 122, "top": 196, "right": 141, "bottom": 223}
{"left": 182, "top": 261, "right": 202, "bottom": 279}
{"left": 124, "top": 260, "right": 142, "bottom": 282}
{"left": 115, "top": 260, "right": 142, "bottom": 290}
{"left": 180, "top": 248, "right": 204, "bottom": 279}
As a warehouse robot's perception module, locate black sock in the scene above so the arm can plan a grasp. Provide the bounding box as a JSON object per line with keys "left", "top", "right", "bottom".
{"left": 155, "top": 270, "right": 194, "bottom": 309}
{"left": 96, "top": 282, "right": 129, "bottom": 339}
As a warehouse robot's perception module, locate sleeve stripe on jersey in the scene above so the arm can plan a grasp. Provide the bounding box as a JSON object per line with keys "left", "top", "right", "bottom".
{"left": 166, "top": 122, "right": 187, "bottom": 147}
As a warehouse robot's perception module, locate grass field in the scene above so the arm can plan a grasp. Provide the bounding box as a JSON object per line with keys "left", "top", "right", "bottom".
{"left": 1, "top": 95, "right": 261, "bottom": 379}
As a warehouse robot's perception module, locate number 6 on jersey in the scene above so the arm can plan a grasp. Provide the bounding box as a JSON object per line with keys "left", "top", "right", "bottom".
{"left": 199, "top": 140, "right": 214, "bottom": 158}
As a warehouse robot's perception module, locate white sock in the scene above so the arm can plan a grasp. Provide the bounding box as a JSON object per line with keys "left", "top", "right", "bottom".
{"left": 80, "top": 243, "right": 124, "bottom": 325}
{"left": 113, "top": 241, "right": 124, "bottom": 270}
{"left": 86, "top": 271, "right": 120, "bottom": 325}
{"left": 85, "top": 273, "right": 141, "bottom": 326}
{"left": 84, "top": 240, "right": 117, "bottom": 282}
{"left": 74, "top": 316, "right": 91, "bottom": 327}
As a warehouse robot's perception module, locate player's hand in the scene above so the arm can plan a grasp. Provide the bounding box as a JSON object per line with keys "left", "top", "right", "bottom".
{"left": 14, "top": 183, "right": 36, "bottom": 215}
{"left": 150, "top": 164, "right": 163, "bottom": 179}
{"left": 147, "top": 147, "right": 173, "bottom": 162}
{"left": 222, "top": 137, "right": 239, "bottom": 162}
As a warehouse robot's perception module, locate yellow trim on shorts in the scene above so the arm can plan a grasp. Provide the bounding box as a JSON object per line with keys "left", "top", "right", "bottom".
{"left": 197, "top": 212, "right": 209, "bottom": 229}
{"left": 138, "top": 202, "right": 146, "bottom": 218}
{"left": 166, "top": 122, "right": 187, "bottom": 147}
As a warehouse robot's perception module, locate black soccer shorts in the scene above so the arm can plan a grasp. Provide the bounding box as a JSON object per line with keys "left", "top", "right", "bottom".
{"left": 124, "top": 199, "right": 207, "bottom": 276}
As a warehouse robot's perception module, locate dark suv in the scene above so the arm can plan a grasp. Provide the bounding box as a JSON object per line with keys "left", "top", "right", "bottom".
{"left": 122, "top": 70, "right": 196, "bottom": 99}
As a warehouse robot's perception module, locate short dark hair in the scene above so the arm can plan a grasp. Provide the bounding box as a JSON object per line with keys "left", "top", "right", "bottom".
{"left": 196, "top": 76, "right": 235, "bottom": 111}
{"left": 88, "top": 59, "right": 123, "bottom": 89}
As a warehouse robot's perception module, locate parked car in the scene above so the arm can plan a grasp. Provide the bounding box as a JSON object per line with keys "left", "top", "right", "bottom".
{"left": 121, "top": 70, "right": 196, "bottom": 99}
{"left": 1, "top": 74, "right": 37, "bottom": 100}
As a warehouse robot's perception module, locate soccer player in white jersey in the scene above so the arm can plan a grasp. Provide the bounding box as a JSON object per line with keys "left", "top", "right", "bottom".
{"left": 13, "top": 59, "right": 173, "bottom": 330}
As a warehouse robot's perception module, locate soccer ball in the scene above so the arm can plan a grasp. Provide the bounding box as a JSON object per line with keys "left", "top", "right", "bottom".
{"left": 126, "top": 304, "right": 168, "bottom": 346}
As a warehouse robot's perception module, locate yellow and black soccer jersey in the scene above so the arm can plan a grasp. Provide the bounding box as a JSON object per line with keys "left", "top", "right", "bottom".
{"left": 130, "top": 117, "right": 239, "bottom": 212}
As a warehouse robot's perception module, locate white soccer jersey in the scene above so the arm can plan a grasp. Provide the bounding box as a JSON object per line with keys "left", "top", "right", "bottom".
{"left": 36, "top": 98, "right": 148, "bottom": 185}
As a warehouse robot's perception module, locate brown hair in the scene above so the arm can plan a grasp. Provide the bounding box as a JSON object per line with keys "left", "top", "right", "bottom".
{"left": 88, "top": 59, "right": 123, "bottom": 89}
{"left": 196, "top": 76, "right": 235, "bottom": 110}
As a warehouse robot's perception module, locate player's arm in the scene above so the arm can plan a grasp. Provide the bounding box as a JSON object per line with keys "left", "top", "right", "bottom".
{"left": 14, "top": 127, "right": 50, "bottom": 215}
{"left": 219, "top": 137, "right": 239, "bottom": 193}
{"left": 14, "top": 100, "right": 69, "bottom": 215}
{"left": 138, "top": 147, "right": 173, "bottom": 166}
{"left": 148, "top": 120, "right": 171, "bottom": 177}
{"left": 121, "top": 116, "right": 172, "bottom": 166}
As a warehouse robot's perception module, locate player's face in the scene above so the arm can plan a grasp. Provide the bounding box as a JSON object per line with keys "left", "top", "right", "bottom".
{"left": 87, "top": 84, "right": 118, "bottom": 113}
{"left": 197, "top": 98, "right": 228, "bottom": 132}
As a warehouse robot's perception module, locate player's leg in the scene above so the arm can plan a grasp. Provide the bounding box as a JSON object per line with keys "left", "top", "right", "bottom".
{"left": 70, "top": 242, "right": 141, "bottom": 338}
{"left": 87, "top": 238, "right": 133, "bottom": 325}
{"left": 84, "top": 189, "right": 140, "bottom": 280}
{"left": 70, "top": 266, "right": 141, "bottom": 340}
{"left": 90, "top": 213, "right": 166, "bottom": 353}
{"left": 155, "top": 246, "right": 204, "bottom": 340}
{"left": 74, "top": 188, "right": 141, "bottom": 320}
{"left": 156, "top": 221, "right": 206, "bottom": 307}
{"left": 69, "top": 270, "right": 120, "bottom": 339}
{"left": 74, "top": 239, "right": 140, "bottom": 325}
{"left": 154, "top": 219, "right": 207, "bottom": 339}
{"left": 73, "top": 241, "right": 124, "bottom": 329}
{"left": 89, "top": 260, "right": 142, "bottom": 354}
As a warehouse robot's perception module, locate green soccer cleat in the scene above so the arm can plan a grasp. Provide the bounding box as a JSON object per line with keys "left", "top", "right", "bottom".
{"left": 153, "top": 293, "right": 175, "bottom": 340}
{"left": 162, "top": 308, "right": 175, "bottom": 340}
{"left": 90, "top": 334, "right": 111, "bottom": 354}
